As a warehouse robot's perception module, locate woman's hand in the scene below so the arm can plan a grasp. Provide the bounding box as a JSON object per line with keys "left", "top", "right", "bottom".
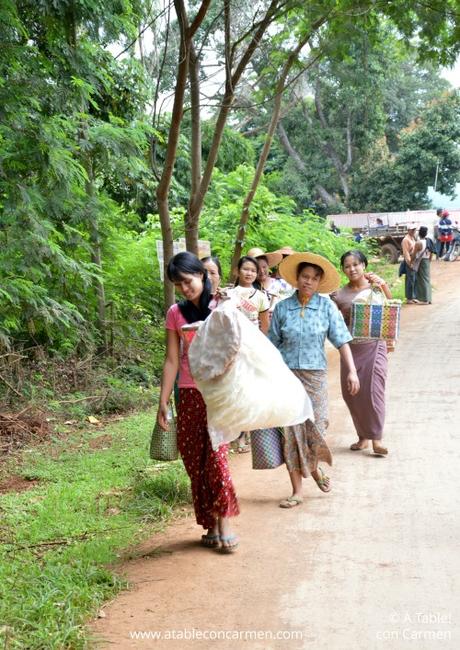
{"left": 157, "top": 403, "right": 170, "bottom": 431}
{"left": 364, "top": 272, "right": 392, "bottom": 298}
{"left": 364, "top": 272, "right": 386, "bottom": 287}
{"left": 347, "top": 370, "right": 360, "bottom": 396}
{"left": 214, "top": 287, "right": 231, "bottom": 301}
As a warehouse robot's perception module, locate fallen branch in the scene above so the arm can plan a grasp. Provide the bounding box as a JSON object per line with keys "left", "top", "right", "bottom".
{"left": 56, "top": 395, "right": 103, "bottom": 404}
{"left": 0, "top": 372, "right": 22, "bottom": 398}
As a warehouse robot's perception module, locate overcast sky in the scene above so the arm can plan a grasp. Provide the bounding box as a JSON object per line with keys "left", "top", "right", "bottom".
{"left": 441, "top": 60, "right": 460, "bottom": 87}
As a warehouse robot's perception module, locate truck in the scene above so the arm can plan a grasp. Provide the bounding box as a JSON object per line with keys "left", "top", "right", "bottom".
{"left": 328, "top": 210, "right": 456, "bottom": 263}
{"left": 357, "top": 223, "right": 407, "bottom": 263}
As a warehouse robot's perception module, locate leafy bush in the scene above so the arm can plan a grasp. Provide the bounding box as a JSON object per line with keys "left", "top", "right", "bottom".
{"left": 95, "top": 377, "right": 154, "bottom": 414}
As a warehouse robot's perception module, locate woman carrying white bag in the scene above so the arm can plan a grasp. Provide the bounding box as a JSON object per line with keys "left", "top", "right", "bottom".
{"left": 156, "top": 253, "right": 240, "bottom": 553}
{"left": 188, "top": 293, "right": 315, "bottom": 455}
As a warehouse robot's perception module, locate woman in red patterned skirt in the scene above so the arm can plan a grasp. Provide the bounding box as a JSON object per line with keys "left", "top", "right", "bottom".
{"left": 156, "top": 252, "right": 239, "bottom": 553}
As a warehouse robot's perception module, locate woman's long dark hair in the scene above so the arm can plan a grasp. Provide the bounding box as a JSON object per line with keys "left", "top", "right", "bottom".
{"left": 166, "top": 252, "right": 212, "bottom": 323}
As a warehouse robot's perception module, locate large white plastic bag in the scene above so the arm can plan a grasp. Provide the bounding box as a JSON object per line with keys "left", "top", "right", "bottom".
{"left": 188, "top": 299, "right": 314, "bottom": 450}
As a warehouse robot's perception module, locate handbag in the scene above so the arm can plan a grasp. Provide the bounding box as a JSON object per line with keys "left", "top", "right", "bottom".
{"left": 150, "top": 402, "right": 179, "bottom": 461}
{"left": 251, "top": 427, "right": 284, "bottom": 470}
{"left": 398, "top": 259, "right": 407, "bottom": 277}
{"left": 351, "top": 287, "right": 402, "bottom": 341}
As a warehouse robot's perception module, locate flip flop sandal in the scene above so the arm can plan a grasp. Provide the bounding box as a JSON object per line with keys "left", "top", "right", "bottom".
{"left": 372, "top": 446, "right": 388, "bottom": 457}
{"left": 350, "top": 442, "right": 368, "bottom": 451}
{"left": 236, "top": 445, "right": 250, "bottom": 454}
{"left": 313, "top": 467, "right": 331, "bottom": 493}
{"left": 201, "top": 533, "right": 220, "bottom": 548}
{"left": 218, "top": 535, "right": 239, "bottom": 554}
{"left": 279, "top": 496, "right": 303, "bottom": 508}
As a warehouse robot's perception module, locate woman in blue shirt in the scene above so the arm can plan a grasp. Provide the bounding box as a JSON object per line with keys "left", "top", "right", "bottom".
{"left": 268, "top": 252, "right": 360, "bottom": 508}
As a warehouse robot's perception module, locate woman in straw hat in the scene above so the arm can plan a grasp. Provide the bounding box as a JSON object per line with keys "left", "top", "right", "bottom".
{"left": 273, "top": 246, "right": 296, "bottom": 300}
{"left": 268, "top": 252, "right": 360, "bottom": 507}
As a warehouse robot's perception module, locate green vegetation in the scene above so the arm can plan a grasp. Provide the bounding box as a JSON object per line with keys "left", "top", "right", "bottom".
{"left": 1, "top": 1, "right": 453, "bottom": 646}
{"left": 1, "top": 0, "right": 460, "bottom": 359}
{"left": 0, "top": 410, "right": 190, "bottom": 649}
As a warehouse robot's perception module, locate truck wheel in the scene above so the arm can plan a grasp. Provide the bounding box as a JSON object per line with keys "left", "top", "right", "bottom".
{"left": 380, "top": 243, "right": 399, "bottom": 264}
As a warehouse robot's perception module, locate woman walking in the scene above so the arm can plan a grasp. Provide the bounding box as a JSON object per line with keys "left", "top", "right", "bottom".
{"left": 331, "top": 250, "right": 391, "bottom": 456}
{"left": 247, "top": 247, "right": 283, "bottom": 313}
{"left": 157, "top": 252, "right": 239, "bottom": 552}
{"left": 229, "top": 255, "right": 270, "bottom": 334}
{"left": 268, "top": 252, "right": 360, "bottom": 508}
{"left": 229, "top": 255, "right": 270, "bottom": 452}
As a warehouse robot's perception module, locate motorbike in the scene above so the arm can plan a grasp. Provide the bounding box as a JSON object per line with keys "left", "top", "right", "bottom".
{"left": 443, "top": 227, "right": 460, "bottom": 262}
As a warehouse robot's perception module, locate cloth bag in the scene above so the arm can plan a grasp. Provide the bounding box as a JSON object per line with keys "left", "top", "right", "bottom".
{"left": 351, "top": 287, "right": 401, "bottom": 341}
{"left": 251, "top": 427, "right": 284, "bottom": 470}
{"left": 188, "top": 299, "right": 314, "bottom": 450}
{"left": 150, "top": 403, "right": 178, "bottom": 461}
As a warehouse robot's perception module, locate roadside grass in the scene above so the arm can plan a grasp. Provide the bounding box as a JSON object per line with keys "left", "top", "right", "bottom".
{"left": 0, "top": 410, "right": 190, "bottom": 649}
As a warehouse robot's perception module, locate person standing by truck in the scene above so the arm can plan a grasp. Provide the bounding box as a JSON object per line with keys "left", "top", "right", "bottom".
{"left": 433, "top": 208, "right": 442, "bottom": 259}
{"left": 401, "top": 225, "right": 418, "bottom": 304}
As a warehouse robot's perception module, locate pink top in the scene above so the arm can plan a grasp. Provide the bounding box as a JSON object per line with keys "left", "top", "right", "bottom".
{"left": 165, "top": 304, "right": 197, "bottom": 388}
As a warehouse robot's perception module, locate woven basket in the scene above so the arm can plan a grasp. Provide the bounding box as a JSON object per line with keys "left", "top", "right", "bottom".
{"left": 351, "top": 288, "right": 401, "bottom": 341}
{"left": 150, "top": 405, "right": 178, "bottom": 461}
{"left": 251, "top": 427, "right": 284, "bottom": 470}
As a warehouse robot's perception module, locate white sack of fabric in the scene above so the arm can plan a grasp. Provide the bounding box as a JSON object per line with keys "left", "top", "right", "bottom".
{"left": 188, "top": 298, "right": 314, "bottom": 449}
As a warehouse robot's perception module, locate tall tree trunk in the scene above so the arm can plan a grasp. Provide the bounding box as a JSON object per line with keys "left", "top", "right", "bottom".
{"left": 155, "top": 0, "right": 211, "bottom": 309}
{"left": 314, "top": 78, "right": 350, "bottom": 200}
{"left": 186, "top": 0, "right": 283, "bottom": 253}
{"left": 66, "top": 4, "right": 108, "bottom": 350}
{"left": 185, "top": 42, "right": 202, "bottom": 254}
{"left": 229, "top": 22, "right": 325, "bottom": 279}
{"left": 277, "top": 122, "right": 337, "bottom": 206}
{"left": 84, "top": 156, "right": 108, "bottom": 352}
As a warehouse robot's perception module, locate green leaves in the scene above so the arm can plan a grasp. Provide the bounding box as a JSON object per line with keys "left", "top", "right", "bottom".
{"left": 350, "top": 91, "right": 460, "bottom": 210}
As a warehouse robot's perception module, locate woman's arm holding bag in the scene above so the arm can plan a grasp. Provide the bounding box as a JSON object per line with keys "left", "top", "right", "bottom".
{"left": 157, "top": 329, "right": 180, "bottom": 430}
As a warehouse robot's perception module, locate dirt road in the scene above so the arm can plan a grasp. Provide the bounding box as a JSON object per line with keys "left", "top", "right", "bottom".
{"left": 92, "top": 261, "right": 460, "bottom": 650}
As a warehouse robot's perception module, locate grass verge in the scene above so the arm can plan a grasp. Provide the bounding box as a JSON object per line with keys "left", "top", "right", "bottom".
{"left": 0, "top": 410, "right": 190, "bottom": 649}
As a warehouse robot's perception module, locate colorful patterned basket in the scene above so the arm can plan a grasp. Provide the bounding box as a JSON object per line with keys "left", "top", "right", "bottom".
{"left": 251, "top": 427, "right": 284, "bottom": 470}
{"left": 351, "top": 288, "right": 402, "bottom": 341}
{"left": 150, "top": 403, "right": 179, "bottom": 461}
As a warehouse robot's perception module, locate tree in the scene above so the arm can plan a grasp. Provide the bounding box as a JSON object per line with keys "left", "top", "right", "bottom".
{"left": 0, "top": 0, "right": 152, "bottom": 352}
{"left": 349, "top": 91, "right": 460, "bottom": 211}
{"left": 272, "top": 24, "right": 452, "bottom": 213}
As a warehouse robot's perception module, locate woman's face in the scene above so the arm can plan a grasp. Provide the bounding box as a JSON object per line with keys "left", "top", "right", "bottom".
{"left": 342, "top": 255, "right": 365, "bottom": 281}
{"left": 257, "top": 258, "right": 269, "bottom": 282}
{"left": 238, "top": 261, "right": 258, "bottom": 287}
{"left": 203, "top": 260, "right": 220, "bottom": 293}
{"left": 297, "top": 266, "right": 322, "bottom": 297}
{"left": 173, "top": 273, "right": 203, "bottom": 304}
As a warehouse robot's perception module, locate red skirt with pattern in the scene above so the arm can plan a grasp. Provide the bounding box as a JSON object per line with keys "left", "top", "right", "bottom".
{"left": 177, "top": 388, "right": 239, "bottom": 529}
